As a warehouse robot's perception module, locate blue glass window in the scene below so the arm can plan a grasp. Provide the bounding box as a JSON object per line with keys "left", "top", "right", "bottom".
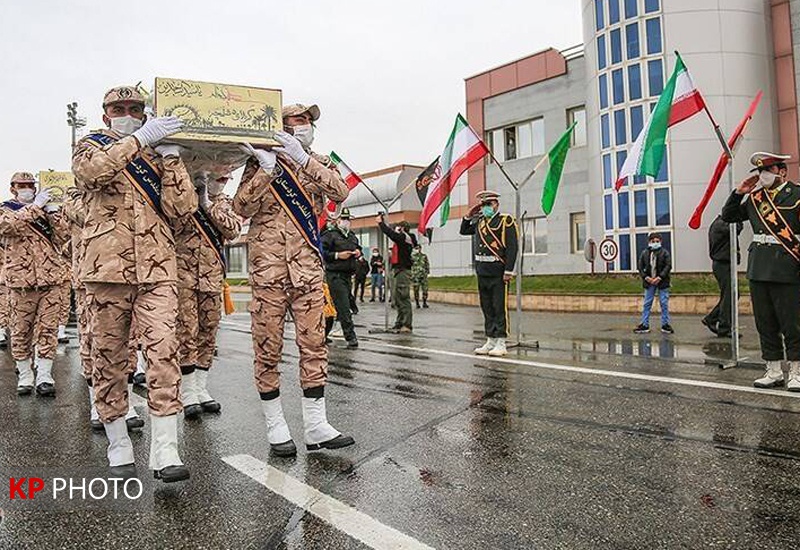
{"left": 634, "top": 190, "right": 648, "bottom": 227}
{"left": 626, "top": 22, "right": 640, "bottom": 59}
{"left": 595, "top": 0, "right": 605, "bottom": 30}
{"left": 645, "top": 0, "right": 659, "bottom": 13}
{"left": 619, "top": 234, "right": 632, "bottom": 270}
{"left": 604, "top": 195, "right": 614, "bottom": 230}
{"left": 655, "top": 188, "right": 670, "bottom": 225}
{"left": 635, "top": 233, "right": 649, "bottom": 260}
{"left": 612, "top": 68, "right": 624, "bottom": 104}
{"left": 624, "top": 0, "right": 638, "bottom": 18}
{"left": 601, "top": 114, "right": 610, "bottom": 149}
{"left": 614, "top": 109, "right": 627, "bottom": 146}
{"left": 597, "top": 35, "right": 607, "bottom": 70}
{"left": 610, "top": 29, "right": 622, "bottom": 64}
{"left": 628, "top": 64, "right": 642, "bottom": 100}
{"left": 656, "top": 150, "right": 669, "bottom": 182}
{"left": 648, "top": 59, "right": 664, "bottom": 96}
{"left": 661, "top": 232, "right": 672, "bottom": 254}
{"left": 599, "top": 74, "right": 609, "bottom": 109}
{"left": 646, "top": 18, "right": 662, "bottom": 54}
{"left": 609, "top": 0, "right": 620, "bottom": 24}
{"left": 616, "top": 150, "right": 627, "bottom": 173}
{"left": 603, "top": 154, "right": 612, "bottom": 189}
{"left": 618, "top": 192, "right": 630, "bottom": 228}
{"left": 630, "top": 105, "right": 644, "bottom": 138}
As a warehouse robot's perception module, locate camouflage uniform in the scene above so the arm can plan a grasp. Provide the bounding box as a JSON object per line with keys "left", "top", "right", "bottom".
{"left": 72, "top": 128, "right": 197, "bottom": 423}
{"left": 173, "top": 192, "right": 241, "bottom": 410}
{"left": 411, "top": 249, "right": 430, "bottom": 307}
{"left": 62, "top": 189, "right": 93, "bottom": 379}
{"left": 0, "top": 188, "right": 70, "bottom": 364}
{"left": 233, "top": 152, "right": 347, "bottom": 396}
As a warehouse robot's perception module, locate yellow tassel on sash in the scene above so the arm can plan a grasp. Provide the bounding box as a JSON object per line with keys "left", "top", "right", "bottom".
{"left": 223, "top": 281, "right": 235, "bottom": 315}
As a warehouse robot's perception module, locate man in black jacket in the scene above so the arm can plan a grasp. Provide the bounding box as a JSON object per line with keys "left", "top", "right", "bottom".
{"left": 369, "top": 247, "right": 385, "bottom": 302}
{"left": 634, "top": 232, "right": 673, "bottom": 334}
{"left": 321, "top": 209, "right": 361, "bottom": 348}
{"left": 702, "top": 215, "right": 742, "bottom": 337}
{"left": 353, "top": 251, "right": 369, "bottom": 303}
{"left": 459, "top": 190, "right": 519, "bottom": 356}
{"left": 722, "top": 152, "right": 800, "bottom": 390}
{"left": 376, "top": 215, "right": 417, "bottom": 333}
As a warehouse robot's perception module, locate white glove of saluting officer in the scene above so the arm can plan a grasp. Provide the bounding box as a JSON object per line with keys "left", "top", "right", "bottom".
{"left": 33, "top": 188, "right": 51, "bottom": 208}
{"left": 132, "top": 116, "right": 183, "bottom": 148}
{"left": 239, "top": 143, "right": 276, "bottom": 173}
{"left": 273, "top": 131, "right": 310, "bottom": 168}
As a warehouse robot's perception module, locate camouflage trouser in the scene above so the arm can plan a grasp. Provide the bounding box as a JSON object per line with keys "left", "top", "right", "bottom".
{"left": 9, "top": 286, "right": 61, "bottom": 361}
{"left": 250, "top": 281, "right": 327, "bottom": 394}
{"left": 0, "top": 284, "right": 8, "bottom": 328}
{"left": 58, "top": 280, "right": 71, "bottom": 326}
{"left": 176, "top": 287, "right": 222, "bottom": 370}
{"left": 75, "top": 286, "right": 93, "bottom": 379}
{"left": 413, "top": 277, "right": 429, "bottom": 303}
{"left": 85, "top": 282, "right": 182, "bottom": 422}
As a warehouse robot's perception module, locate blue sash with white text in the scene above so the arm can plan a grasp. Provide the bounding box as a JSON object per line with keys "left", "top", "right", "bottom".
{"left": 1, "top": 200, "right": 54, "bottom": 245}
{"left": 193, "top": 207, "right": 227, "bottom": 271}
{"left": 84, "top": 133, "right": 167, "bottom": 222}
{"left": 269, "top": 160, "right": 322, "bottom": 257}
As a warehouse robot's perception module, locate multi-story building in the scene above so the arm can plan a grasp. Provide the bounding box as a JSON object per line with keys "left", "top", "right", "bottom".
{"left": 229, "top": 0, "right": 797, "bottom": 278}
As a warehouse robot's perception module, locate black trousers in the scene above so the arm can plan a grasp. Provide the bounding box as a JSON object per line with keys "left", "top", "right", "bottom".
{"left": 327, "top": 272, "right": 356, "bottom": 342}
{"left": 478, "top": 275, "right": 509, "bottom": 338}
{"left": 704, "top": 261, "right": 733, "bottom": 333}
{"left": 353, "top": 278, "right": 367, "bottom": 302}
{"left": 750, "top": 281, "right": 800, "bottom": 361}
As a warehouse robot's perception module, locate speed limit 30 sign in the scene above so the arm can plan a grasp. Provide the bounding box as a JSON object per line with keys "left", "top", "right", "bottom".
{"left": 599, "top": 237, "right": 618, "bottom": 263}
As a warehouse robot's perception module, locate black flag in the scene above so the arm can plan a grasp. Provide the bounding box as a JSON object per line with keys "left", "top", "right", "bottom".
{"left": 415, "top": 157, "right": 440, "bottom": 243}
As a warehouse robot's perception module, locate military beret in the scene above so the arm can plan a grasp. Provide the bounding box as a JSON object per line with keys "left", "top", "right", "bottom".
{"left": 103, "top": 86, "right": 145, "bottom": 108}
{"left": 282, "top": 103, "right": 320, "bottom": 121}
{"left": 10, "top": 172, "right": 36, "bottom": 184}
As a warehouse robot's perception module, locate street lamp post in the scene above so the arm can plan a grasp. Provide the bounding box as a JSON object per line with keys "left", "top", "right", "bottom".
{"left": 66, "top": 102, "right": 86, "bottom": 149}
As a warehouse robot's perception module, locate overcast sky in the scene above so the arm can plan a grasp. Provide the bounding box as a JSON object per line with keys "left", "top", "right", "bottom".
{"left": 0, "top": 0, "right": 582, "bottom": 199}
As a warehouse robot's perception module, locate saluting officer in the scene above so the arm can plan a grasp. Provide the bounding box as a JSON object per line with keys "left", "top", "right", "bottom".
{"left": 459, "top": 190, "right": 518, "bottom": 357}
{"left": 721, "top": 152, "right": 800, "bottom": 390}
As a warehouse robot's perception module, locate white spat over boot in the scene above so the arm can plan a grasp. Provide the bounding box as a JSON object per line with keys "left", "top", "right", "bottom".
{"left": 104, "top": 417, "right": 136, "bottom": 478}
{"left": 125, "top": 384, "right": 144, "bottom": 430}
{"left": 488, "top": 338, "right": 508, "bottom": 357}
{"left": 474, "top": 338, "right": 496, "bottom": 355}
{"left": 261, "top": 397, "right": 296, "bottom": 457}
{"left": 754, "top": 361, "right": 784, "bottom": 388}
{"left": 16, "top": 359, "right": 34, "bottom": 395}
{"left": 302, "top": 397, "right": 355, "bottom": 451}
{"left": 181, "top": 369, "right": 202, "bottom": 419}
{"left": 787, "top": 362, "right": 800, "bottom": 392}
{"left": 149, "top": 414, "right": 189, "bottom": 483}
{"left": 35, "top": 357, "right": 55, "bottom": 396}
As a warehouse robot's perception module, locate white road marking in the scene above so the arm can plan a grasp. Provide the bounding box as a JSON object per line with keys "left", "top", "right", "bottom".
{"left": 222, "top": 454, "right": 435, "bottom": 550}
{"left": 366, "top": 340, "right": 800, "bottom": 400}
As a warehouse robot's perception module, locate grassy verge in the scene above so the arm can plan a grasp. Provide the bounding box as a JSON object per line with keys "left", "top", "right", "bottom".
{"left": 427, "top": 273, "right": 750, "bottom": 295}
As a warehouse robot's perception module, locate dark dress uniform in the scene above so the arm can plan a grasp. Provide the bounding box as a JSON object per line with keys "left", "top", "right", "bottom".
{"left": 703, "top": 215, "right": 742, "bottom": 337}
{"left": 321, "top": 220, "right": 361, "bottom": 347}
{"left": 460, "top": 212, "right": 519, "bottom": 340}
{"left": 721, "top": 154, "right": 800, "bottom": 389}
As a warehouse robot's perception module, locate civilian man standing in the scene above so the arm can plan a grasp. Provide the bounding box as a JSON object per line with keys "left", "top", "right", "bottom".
{"left": 702, "top": 215, "right": 742, "bottom": 338}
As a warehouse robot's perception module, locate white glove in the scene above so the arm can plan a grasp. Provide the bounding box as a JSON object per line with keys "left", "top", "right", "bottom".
{"left": 239, "top": 143, "right": 276, "bottom": 173}
{"left": 44, "top": 204, "right": 60, "bottom": 213}
{"left": 273, "top": 131, "right": 310, "bottom": 167}
{"left": 155, "top": 144, "right": 183, "bottom": 158}
{"left": 132, "top": 116, "right": 183, "bottom": 147}
{"left": 33, "top": 188, "right": 51, "bottom": 208}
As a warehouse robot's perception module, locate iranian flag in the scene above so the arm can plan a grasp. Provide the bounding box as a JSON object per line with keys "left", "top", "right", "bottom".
{"left": 615, "top": 53, "right": 707, "bottom": 190}
{"left": 321, "top": 151, "right": 363, "bottom": 228}
{"left": 418, "top": 114, "right": 489, "bottom": 234}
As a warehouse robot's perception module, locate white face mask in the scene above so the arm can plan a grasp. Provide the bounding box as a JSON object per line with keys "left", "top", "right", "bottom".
{"left": 291, "top": 124, "right": 314, "bottom": 148}
{"left": 16, "top": 189, "right": 35, "bottom": 204}
{"left": 110, "top": 115, "right": 143, "bottom": 136}
{"left": 759, "top": 170, "right": 780, "bottom": 189}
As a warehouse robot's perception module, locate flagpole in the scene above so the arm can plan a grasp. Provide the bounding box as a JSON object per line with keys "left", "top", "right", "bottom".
{"left": 701, "top": 102, "right": 741, "bottom": 367}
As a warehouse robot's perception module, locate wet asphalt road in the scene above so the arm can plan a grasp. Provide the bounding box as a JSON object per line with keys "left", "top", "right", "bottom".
{"left": 2, "top": 300, "right": 800, "bottom": 549}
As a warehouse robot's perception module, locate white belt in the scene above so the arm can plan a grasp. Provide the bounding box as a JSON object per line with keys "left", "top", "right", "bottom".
{"left": 475, "top": 254, "right": 501, "bottom": 263}
{"left": 752, "top": 234, "right": 800, "bottom": 245}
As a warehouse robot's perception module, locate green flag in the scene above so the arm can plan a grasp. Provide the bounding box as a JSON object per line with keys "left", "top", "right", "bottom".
{"left": 541, "top": 122, "right": 577, "bottom": 215}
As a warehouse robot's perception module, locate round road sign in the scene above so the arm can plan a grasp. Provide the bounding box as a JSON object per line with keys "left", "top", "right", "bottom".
{"left": 599, "top": 237, "right": 618, "bottom": 263}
